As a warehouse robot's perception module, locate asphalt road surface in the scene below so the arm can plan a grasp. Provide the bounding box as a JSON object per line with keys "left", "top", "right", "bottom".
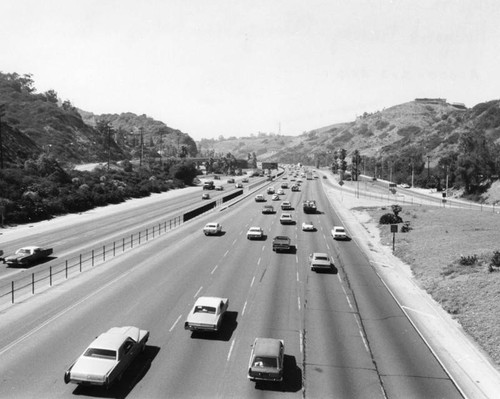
{"left": 0, "top": 173, "right": 463, "bottom": 398}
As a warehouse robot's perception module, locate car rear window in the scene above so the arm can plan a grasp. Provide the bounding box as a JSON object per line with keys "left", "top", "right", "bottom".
{"left": 316, "top": 256, "right": 328, "bottom": 261}
{"left": 252, "top": 356, "right": 277, "bottom": 368}
{"left": 194, "top": 306, "right": 216, "bottom": 314}
{"left": 84, "top": 348, "right": 117, "bottom": 359}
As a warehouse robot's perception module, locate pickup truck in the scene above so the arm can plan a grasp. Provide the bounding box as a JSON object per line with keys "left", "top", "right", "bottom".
{"left": 272, "top": 236, "right": 291, "bottom": 253}
{"left": 4, "top": 246, "right": 53, "bottom": 267}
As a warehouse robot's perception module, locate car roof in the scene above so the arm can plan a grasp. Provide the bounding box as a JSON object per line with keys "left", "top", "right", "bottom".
{"left": 249, "top": 226, "right": 262, "bottom": 230}
{"left": 91, "top": 326, "right": 140, "bottom": 350}
{"left": 194, "top": 296, "right": 226, "bottom": 307}
{"left": 253, "top": 338, "right": 283, "bottom": 357}
{"left": 312, "top": 252, "right": 329, "bottom": 258}
{"left": 206, "top": 222, "right": 219, "bottom": 226}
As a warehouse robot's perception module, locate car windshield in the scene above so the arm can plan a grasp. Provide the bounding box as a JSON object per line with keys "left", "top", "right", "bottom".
{"left": 336, "top": 228, "right": 345, "bottom": 232}
{"left": 252, "top": 356, "right": 278, "bottom": 368}
{"left": 83, "top": 348, "right": 117, "bottom": 360}
{"left": 18, "top": 249, "right": 31, "bottom": 254}
{"left": 194, "top": 306, "right": 216, "bottom": 314}
{"left": 315, "top": 256, "right": 328, "bottom": 261}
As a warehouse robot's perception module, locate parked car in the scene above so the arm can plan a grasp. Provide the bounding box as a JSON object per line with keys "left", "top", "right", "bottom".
{"left": 279, "top": 213, "right": 294, "bottom": 225}
{"left": 184, "top": 296, "right": 229, "bottom": 332}
{"left": 301, "top": 221, "right": 315, "bottom": 231}
{"left": 262, "top": 205, "right": 275, "bottom": 214}
{"left": 247, "top": 227, "right": 264, "bottom": 240}
{"left": 64, "top": 326, "right": 149, "bottom": 387}
{"left": 4, "top": 246, "right": 53, "bottom": 267}
{"left": 248, "top": 338, "right": 285, "bottom": 382}
{"left": 203, "top": 222, "right": 222, "bottom": 236}
{"left": 331, "top": 226, "right": 348, "bottom": 240}
{"left": 309, "top": 252, "right": 334, "bottom": 272}
{"left": 255, "top": 194, "right": 266, "bottom": 202}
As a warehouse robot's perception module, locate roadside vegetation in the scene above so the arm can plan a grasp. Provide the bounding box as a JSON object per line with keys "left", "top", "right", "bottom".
{"left": 369, "top": 205, "right": 500, "bottom": 365}
{"left": 0, "top": 155, "right": 199, "bottom": 225}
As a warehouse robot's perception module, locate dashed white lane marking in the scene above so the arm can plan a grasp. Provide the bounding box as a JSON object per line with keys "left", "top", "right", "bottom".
{"left": 211, "top": 265, "right": 218, "bottom": 274}
{"left": 194, "top": 286, "right": 203, "bottom": 298}
{"left": 242, "top": 301, "right": 248, "bottom": 316}
{"left": 227, "top": 339, "right": 236, "bottom": 361}
{"left": 250, "top": 276, "right": 255, "bottom": 287}
{"left": 170, "top": 314, "right": 182, "bottom": 332}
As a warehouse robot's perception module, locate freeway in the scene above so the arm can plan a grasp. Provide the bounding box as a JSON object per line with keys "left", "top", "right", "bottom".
{"left": 0, "top": 176, "right": 254, "bottom": 282}
{"left": 0, "top": 173, "right": 463, "bottom": 398}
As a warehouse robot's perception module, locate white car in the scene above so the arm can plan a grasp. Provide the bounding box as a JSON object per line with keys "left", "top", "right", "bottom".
{"left": 302, "top": 221, "right": 315, "bottom": 231}
{"left": 64, "top": 326, "right": 149, "bottom": 387}
{"left": 279, "top": 213, "right": 294, "bottom": 225}
{"left": 271, "top": 194, "right": 280, "bottom": 201}
{"left": 309, "top": 252, "right": 334, "bottom": 272}
{"left": 331, "top": 226, "right": 347, "bottom": 240}
{"left": 277, "top": 189, "right": 285, "bottom": 195}
{"left": 214, "top": 185, "right": 224, "bottom": 191}
{"left": 255, "top": 194, "right": 266, "bottom": 202}
{"left": 203, "top": 222, "right": 222, "bottom": 236}
{"left": 247, "top": 226, "right": 264, "bottom": 240}
{"left": 281, "top": 201, "right": 292, "bottom": 210}
{"left": 184, "top": 296, "right": 229, "bottom": 332}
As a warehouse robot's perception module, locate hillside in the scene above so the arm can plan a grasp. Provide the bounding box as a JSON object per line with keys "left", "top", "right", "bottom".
{"left": 0, "top": 72, "right": 195, "bottom": 165}
{"left": 205, "top": 99, "right": 500, "bottom": 166}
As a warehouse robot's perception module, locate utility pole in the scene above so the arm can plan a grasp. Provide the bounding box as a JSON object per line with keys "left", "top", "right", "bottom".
{"left": 140, "top": 127, "right": 144, "bottom": 167}
{"left": 107, "top": 124, "right": 111, "bottom": 171}
{"left": 0, "top": 104, "right": 5, "bottom": 169}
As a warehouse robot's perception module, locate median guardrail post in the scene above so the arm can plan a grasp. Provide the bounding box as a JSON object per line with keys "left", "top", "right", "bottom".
{"left": 92, "top": 250, "right": 95, "bottom": 266}
{"left": 50, "top": 266, "right": 52, "bottom": 286}
{"left": 79, "top": 254, "right": 82, "bottom": 272}
{"left": 11, "top": 281, "right": 14, "bottom": 303}
{"left": 113, "top": 242, "right": 116, "bottom": 257}
{"left": 32, "top": 273, "right": 35, "bottom": 294}
{"left": 103, "top": 245, "right": 105, "bottom": 262}
{"left": 65, "top": 260, "right": 68, "bottom": 279}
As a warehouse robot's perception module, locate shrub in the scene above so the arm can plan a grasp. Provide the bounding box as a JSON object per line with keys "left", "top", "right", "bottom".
{"left": 459, "top": 254, "right": 478, "bottom": 266}
{"left": 379, "top": 213, "right": 400, "bottom": 224}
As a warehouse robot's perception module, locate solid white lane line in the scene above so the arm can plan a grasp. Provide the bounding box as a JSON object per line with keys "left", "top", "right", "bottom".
{"left": 194, "top": 286, "right": 203, "bottom": 298}
{"left": 169, "top": 314, "right": 182, "bottom": 332}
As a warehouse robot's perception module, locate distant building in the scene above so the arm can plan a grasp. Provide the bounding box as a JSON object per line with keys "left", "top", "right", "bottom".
{"left": 415, "top": 98, "right": 447, "bottom": 104}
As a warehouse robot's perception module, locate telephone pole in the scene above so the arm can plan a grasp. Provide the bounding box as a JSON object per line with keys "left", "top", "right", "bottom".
{"left": 0, "top": 104, "right": 5, "bottom": 169}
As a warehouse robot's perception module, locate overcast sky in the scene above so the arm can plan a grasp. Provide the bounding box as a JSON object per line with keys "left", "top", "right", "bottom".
{"left": 2, "top": 0, "right": 500, "bottom": 140}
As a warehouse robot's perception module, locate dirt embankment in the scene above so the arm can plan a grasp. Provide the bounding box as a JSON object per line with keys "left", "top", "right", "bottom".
{"left": 366, "top": 205, "right": 500, "bottom": 365}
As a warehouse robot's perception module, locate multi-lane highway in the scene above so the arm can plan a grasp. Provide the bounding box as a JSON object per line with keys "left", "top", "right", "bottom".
{"left": 0, "top": 172, "right": 463, "bottom": 398}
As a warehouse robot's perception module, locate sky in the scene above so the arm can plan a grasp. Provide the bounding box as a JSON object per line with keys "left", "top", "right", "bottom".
{"left": 2, "top": 0, "right": 500, "bottom": 141}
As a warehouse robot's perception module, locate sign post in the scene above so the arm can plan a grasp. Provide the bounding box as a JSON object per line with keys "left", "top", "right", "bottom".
{"left": 390, "top": 224, "right": 398, "bottom": 251}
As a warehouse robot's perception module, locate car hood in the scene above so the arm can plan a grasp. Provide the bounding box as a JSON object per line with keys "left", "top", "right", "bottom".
{"left": 71, "top": 357, "right": 116, "bottom": 378}
{"left": 187, "top": 312, "right": 217, "bottom": 325}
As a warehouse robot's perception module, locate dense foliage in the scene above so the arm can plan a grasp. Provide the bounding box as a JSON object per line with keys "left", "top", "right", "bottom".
{"left": 0, "top": 155, "right": 200, "bottom": 225}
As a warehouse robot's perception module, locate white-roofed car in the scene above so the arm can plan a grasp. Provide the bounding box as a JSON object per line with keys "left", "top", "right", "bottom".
{"left": 64, "top": 326, "right": 149, "bottom": 388}
{"left": 203, "top": 222, "right": 222, "bottom": 236}
{"left": 255, "top": 194, "right": 266, "bottom": 202}
{"left": 301, "top": 221, "right": 315, "bottom": 231}
{"left": 281, "top": 201, "right": 292, "bottom": 210}
{"left": 185, "top": 296, "right": 229, "bottom": 332}
{"left": 331, "top": 226, "right": 348, "bottom": 240}
{"left": 279, "top": 213, "right": 294, "bottom": 225}
{"left": 309, "top": 252, "right": 334, "bottom": 272}
{"left": 247, "top": 226, "right": 264, "bottom": 240}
